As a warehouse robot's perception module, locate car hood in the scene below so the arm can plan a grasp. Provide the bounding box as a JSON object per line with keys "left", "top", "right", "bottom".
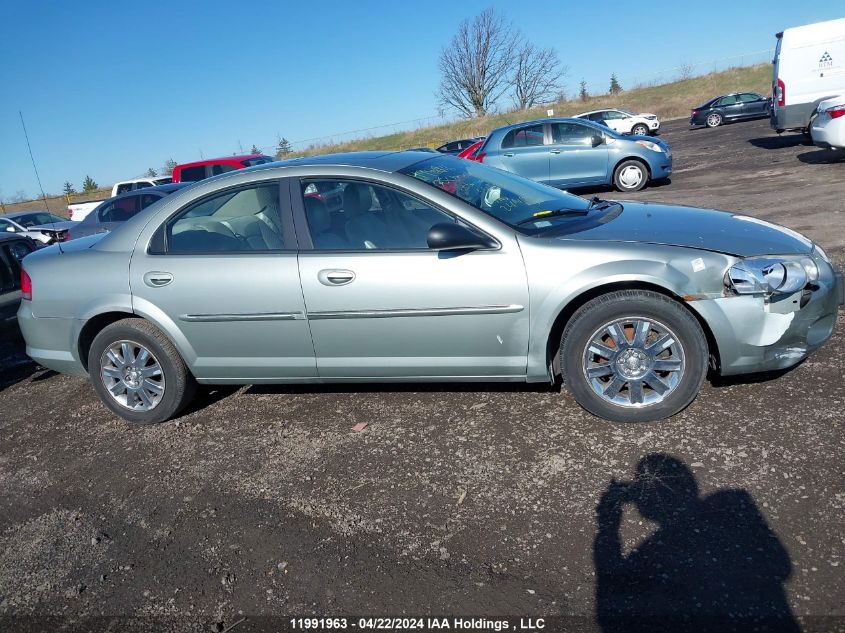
{"left": 554, "top": 201, "right": 813, "bottom": 257}
{"left": 28, "top": 221, "right": 77, "bottom": 231}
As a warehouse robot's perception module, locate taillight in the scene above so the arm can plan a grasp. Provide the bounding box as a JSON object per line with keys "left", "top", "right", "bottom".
{"left": 691, "top": 110, "right": 699, "bottom": 116}
{"left": 476, "top": 152, "right": 486, "bottom": 163}
{"left": 827, "top": 106, "right": 845, "bottom": 119}
{"left": 775, "top": 78, "right": 785, "bottom": 106}
{"left": 21, "top": 269, "right": 32, "bottom": 301}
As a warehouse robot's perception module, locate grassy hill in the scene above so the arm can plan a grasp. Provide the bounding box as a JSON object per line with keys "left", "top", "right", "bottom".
{"left": 1, "top": 64, "right": 770, "bottom": 217}
{"left": 291, "top": 64, "right": 771, "bottom": 156}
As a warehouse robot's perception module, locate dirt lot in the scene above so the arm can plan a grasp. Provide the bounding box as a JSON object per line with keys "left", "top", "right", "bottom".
{"left": 1, "top": 118, "right": 843, "bottom": 633}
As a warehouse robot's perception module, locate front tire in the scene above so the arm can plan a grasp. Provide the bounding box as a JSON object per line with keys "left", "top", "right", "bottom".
{"left": 88, "top": 318, "right": 196, "bottom": 424}
{"left": 560, "top": 290, "right": 708, "bottom": 423}
{"left": 613, "top": 159, "right": 648, "bottom": 192}
{"left": 631, "top": 123, "right": 649, "bottom": 136}
{"left": 705, "top": 112, "right": 722, "bottom": 128}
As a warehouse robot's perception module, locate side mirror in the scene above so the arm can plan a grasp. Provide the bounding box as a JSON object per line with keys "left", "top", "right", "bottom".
{"left": 427, "top": 222, "right": 495, "bottom": 251}
{"left": 591, "top": 134, "right": 605, "bottom": 147}
{"left": 5, "top": 226, "right": 15, "bottom": 232}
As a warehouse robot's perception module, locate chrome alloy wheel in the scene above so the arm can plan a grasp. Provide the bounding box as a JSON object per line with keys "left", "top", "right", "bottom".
{"left": 100, "top": 340, "right": 165, "bottom": 411}
{"left": 582, "top": 317, "right": 685, "bottom": 408}
{"left": 706, "top": 113, "right": 721, "bottom": 127}
{"left": 618, "top": 164, "right": 644, "bottom": 189}
{"left": 632, "top": 124, "right": 648, "bottom": 136}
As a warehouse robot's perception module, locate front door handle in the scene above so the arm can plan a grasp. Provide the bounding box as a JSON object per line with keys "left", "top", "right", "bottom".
{"left": 503, "top": 152, "right": 515, "bottom": 157}
{"left": 318, "top": 269, "right": 355, "bottom": 286}
{"left": 143, "top": 271, "right": 173, "bottom": 287}
{"left": 550, "top": 149, "right": 562, "bottom": 154}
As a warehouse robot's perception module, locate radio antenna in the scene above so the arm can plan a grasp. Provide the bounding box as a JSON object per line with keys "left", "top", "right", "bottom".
{"left": 19, "top": 111, "right": 64, "bottom": 253}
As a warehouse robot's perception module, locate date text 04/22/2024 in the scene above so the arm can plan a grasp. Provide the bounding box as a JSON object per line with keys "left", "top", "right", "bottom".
{"left": 288, "top": 617, "right": 547, "bottom": 631}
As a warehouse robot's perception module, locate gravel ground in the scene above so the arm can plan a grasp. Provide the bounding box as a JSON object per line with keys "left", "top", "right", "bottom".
{"left": 0, "top": 117, "right": 843, "bottom": 633}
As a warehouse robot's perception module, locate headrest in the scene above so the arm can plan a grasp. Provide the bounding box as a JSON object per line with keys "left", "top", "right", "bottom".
{"left": 304, "top": 196, "right": 330, "bottom": 233}
{"left": 342, "top": 184, "right": 372, "bottom": 217}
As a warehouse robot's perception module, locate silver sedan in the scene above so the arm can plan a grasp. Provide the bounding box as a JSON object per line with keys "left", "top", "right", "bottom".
{"left": 17, "top": 152, "right": 843, "bottom": 424}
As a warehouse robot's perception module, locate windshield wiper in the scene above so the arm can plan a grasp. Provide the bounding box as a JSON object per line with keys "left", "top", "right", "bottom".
{"left": 516, "top": 207, "right": 590, "bottom": 226}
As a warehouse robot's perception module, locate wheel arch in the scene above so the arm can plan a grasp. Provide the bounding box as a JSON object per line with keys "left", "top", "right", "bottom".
{"left": 544, "top": 281, "right": 721, "bottom": 381}
{"left": 77, "top": 304, "right": 196, "bottom": 373}
{"left": 78, "top": 311, "right": 135, "bottom": 372}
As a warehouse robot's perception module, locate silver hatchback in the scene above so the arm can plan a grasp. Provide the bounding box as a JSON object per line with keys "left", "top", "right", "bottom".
{"left": 18, "top": 152, "right": 842, "bottom": 424}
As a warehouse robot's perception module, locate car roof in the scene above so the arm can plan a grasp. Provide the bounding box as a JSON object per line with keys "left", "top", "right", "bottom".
{"left": 3, "top": 210, "right": 52, "bottom": 220}
{"left": 489, "top": 116, "right": 612, "bottom": 135}
{"left": 250, "top": 150, "right": 442, "bottom": 174}
{"left": 574, "top": 109, "right": 623, "bottom": 116}
{"left": 110, "top": 183, "right": 190, "bottom": 201}
{"left": 0, "top": 232, "right": 32, "bottom": 243}
{"left": 175, "top": 154, "right": 272, "bottom": 170}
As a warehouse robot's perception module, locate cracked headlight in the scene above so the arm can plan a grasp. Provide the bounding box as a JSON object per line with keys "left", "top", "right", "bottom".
{"left": 725, "top": 256, "right": 817, "bottom": 296}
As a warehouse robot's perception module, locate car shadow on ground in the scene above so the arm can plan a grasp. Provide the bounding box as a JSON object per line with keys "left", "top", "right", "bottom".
{"left": 0, "top": 327, "right": 40, "bottom": 395}
{"left": 796, "top": 149, "right": 845, "bottom": 165}
{"left": 747, "top": 134, "right": 810, "bottom": 150}
{"left": 567, "top": 178, "right": 673, "bottom": 197}
{"left": 593, "top": 453, "right": 800, "bottom": 633}
{"left": 245, "top": 381, "right": 557, "bottom": 396}
{"left": 706, "top": 364, "right": 800, "bottom": 389}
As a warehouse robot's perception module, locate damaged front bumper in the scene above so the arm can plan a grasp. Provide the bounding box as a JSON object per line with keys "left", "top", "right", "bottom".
{"left": 690, "top": 260, "right": 842, "bottom": 376}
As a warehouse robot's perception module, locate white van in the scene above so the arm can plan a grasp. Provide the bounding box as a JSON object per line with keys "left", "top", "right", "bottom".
{"left": 771, "top": 17, "right": 845, "bottom": 133}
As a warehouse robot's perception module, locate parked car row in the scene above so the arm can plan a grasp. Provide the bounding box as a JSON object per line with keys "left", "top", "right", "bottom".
{"left": 16, "top": 151, "right": 842, "bottom": 427}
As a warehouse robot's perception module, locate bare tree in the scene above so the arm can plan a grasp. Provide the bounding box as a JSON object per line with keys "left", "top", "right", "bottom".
{"left": 437, "top": 8, "right": 518, "bottom": 118}
{"left": 512, "top": 42, "right": 566, "bottom": 110}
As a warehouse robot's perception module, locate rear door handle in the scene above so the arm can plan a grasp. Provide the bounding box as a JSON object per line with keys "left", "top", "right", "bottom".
{"left": 143, "top": 271, "right": 173, "bottom": 287}
{"left": 550, "top": 149, "right": 562, "bottom": 154}
{"left": 318, "top": 269, "right": 355, "bottom": 286}
{"left": 503, "top": 152, "right": 515, "bottom": 157}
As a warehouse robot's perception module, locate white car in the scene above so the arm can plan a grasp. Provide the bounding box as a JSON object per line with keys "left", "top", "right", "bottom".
{"left": 574, "top": 109, "right": 660, "bottom": 135}
{"left": 68, "top": 176, "right": 172, "bottom": 221}
{"left": 811, "top": 96, "right": 845, "bottom": 150}
{"left": 0, "top": 211, "right": 77, "bottom": 244}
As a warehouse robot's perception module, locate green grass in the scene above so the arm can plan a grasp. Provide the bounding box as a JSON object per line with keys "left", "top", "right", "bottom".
{"left": 292, "top": 64, "right": 771, "bottom": 156}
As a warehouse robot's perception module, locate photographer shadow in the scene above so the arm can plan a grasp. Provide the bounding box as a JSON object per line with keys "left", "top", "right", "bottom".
{"left": 594, "top": 454, "right": 800, "bottom": 633}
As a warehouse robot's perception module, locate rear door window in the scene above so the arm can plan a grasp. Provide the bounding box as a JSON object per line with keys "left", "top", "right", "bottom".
{"left": 115, "top": 183, "right": 132, "bottom": 195}
{"left": 738, "top": 93, "right": 761, "bottom": 103}
{"left": 718, "top": 95, "right": 738, "bottom": 106}
{"left": 502, "top": 125, "right": 545, "bottom": 148}
{"left": 179, "top": 166, "right": 206, "bottom": 182}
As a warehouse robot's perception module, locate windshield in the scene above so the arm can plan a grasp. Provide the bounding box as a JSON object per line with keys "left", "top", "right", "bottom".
{"left": 398, "top": 155, "right": 591, "bottom": 230}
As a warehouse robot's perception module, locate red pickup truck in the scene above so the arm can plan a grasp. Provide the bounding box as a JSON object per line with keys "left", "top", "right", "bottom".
{"left": 171, "top": 154, "right": 274, "bottom": 183}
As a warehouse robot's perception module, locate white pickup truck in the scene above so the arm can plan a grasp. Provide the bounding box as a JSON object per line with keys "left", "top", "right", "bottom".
{"left": 67, "top": 176, "right": 171, "bottom": 221}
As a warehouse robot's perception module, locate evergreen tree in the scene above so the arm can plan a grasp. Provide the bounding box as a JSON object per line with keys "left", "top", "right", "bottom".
{"left": 276, "top": 137, "right": 293, "bottom": 159}
{"left": 250, "top": 144, "right": 261, "bottom": 154}
{"left": 62, "top": 181, "right": 76, "bottom": 195}
{"left": 162, "top": 159, "right": 177, "bottom": 177}
{"left": 82, "top": 175, "right": 98, "bottom": 192}
{"left": 579, "top": 79, "right": 588, "bottom": 102}
{"left": 609, "top": 73, "right": 622, "bottom": 95}
{"left": 146, "top": 167, "right": 157, "bottom": 177}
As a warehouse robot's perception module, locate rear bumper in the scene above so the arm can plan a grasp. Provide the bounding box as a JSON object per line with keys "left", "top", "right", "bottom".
{"left": 690, "top": 260, "right": 841, "bottom": 376}
{"left": 811, "top": 119, "right": 845, "bottom": 150}
{"left": 16, "top": 303, "right": 87, "bottom": 375}
{"left": 771, "top": 103, "right": 814, "bottom": 131}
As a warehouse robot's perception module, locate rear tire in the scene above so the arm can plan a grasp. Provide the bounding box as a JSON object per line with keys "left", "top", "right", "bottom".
{"left": 705, "top": 112, "right": 722, "bottom": 128}
{"left": 560, "top": 290, "right": 708, "bottom": 423}
{"left": 88, "top": 318, "right": 196, "bottom": 424}
{"left": 631, "top": 123, "right": 649, "bottom": 136}
{"left": 613, "top": 159, "right": 648, "bottom": 192}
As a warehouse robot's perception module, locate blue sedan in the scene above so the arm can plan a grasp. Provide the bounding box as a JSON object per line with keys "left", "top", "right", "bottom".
{"left": 477, "top": 117, "right": 672, "bottom": 192}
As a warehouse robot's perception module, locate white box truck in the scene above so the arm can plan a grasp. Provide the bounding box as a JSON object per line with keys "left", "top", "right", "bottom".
{"left": 771, "top": 17, "right": 845, "bottom": 133}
